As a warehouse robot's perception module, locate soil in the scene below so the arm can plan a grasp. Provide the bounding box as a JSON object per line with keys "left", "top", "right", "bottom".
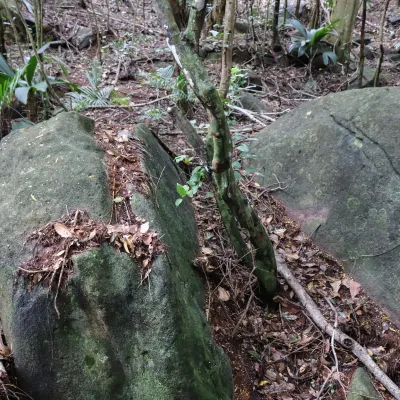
{"left": 1, "top": 0, "right": 400, "bottom": 399}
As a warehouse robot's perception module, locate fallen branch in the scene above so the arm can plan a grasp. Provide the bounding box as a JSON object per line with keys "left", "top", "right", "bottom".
{"left": 226, "top": 103, "right": 267, "bottom": 126}
{"left": 277, "top": 257, "right": 400, "bottom": 400}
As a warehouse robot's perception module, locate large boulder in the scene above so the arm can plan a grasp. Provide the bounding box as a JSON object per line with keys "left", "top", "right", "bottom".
{"left": 248, "top": 87, "right": 400, "bottom": 325}
{"left": 0, "top": 112, "right": 233, "bottom": 399}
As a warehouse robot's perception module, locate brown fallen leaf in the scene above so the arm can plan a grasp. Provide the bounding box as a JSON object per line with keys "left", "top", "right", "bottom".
{"left": 342, "top": 278, "right": 361, "bottom": 298}
{"left": 54, "top": 223, "right": 72, "bottom": 238}
{"left": 330, "top": 280, "right": 342, "bottom": 295}
{"left": 217, "top": 287, "right": 230, "bottom": 301}
{"left": 201, "top": 247, "right": 214, "bottom": 255}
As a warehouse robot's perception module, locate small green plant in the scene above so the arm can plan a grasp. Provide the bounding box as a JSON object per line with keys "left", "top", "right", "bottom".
{"left": 227, "top": 66, "right": 248, "bottom": 103}
{"left": 231, "top": 132, "right": 259, "bottom": 181}
{"left": 175, "top": 165, "right": 208, "bottom": 206}
{"left": 144, "top": 65, "right": 194, "bottom": 103}
{"left": 64, "top": 62, "right": 114, "bottom": 110}
{"left": 0, "top": 45, "right": 72, "bottom": 108}
{"left": 286, "top": 19, "right": 339, "bottom": 65}
{"left": 139, "top": 107, "right": 166, "bottom": 121}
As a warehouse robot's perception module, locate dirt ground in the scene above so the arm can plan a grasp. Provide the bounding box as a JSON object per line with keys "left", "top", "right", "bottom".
{"left": 2, "top": 0, "right": 400, "bottom": 398}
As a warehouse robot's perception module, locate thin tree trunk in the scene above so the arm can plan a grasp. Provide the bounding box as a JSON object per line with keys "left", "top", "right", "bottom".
{"left": 309, "top": 0, "right": 320, "bottom": 29}
{"left": 219, "top": 0, "right": 236, "bottom": 99}
{"left": 271, "top": 0, "right": 281, "bottom": 50}
{"left": 357, "top": 0, "right": 366, "bottom": 88}
{"left": 154, "top": 0, "right": 277, "bottom": 300}
{"left": 0, "top": 12, "right": 5, "bottom": 60}
{"left": 2, "top": 0, "right": 24, "bottom": 62}
{"left": 294, "top": 0, "right": 301, "bottom": 18}
{"left": 202, "top": 0, "right": 226, "bottom": 40}
{"left": 374, "top": 0, "right": 390, "bottom": 86}
{"left": 185, "top": 0, "right": 207, "bottom": 53}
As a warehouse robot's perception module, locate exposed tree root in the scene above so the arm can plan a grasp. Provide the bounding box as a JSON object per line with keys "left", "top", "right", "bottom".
{"left": 277, "top": 256, "right": 400, "bottom": 399}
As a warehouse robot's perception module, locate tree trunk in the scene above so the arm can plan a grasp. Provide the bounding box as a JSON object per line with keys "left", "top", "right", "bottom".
{"left": 271, "top": 0, "right": 281, "bottom": 50}
{"left": 357, "top": 0, "right": 366, "bottom": 88}
{"left": 154, "top": 0, "right": 278, "bottom": 300}
{"left": 168, "top": 0, "right": 188, "bottom": 28}
{"left": 329, "top": 0, "right": 358, "bottom": 61}
{"left": 185, "top": 0, "right": 207, "bottom": 53}
{"left": 219, "top": 0, "right": 236, "bottom": 99}
{"left": 0, "top": 12, "right": 5, "bottom": 60}
{"left": 309, "top": 0, "right": 320, "bottom": 29}
{"left": 202, "top": 0, "right": 226, "bottom": 39}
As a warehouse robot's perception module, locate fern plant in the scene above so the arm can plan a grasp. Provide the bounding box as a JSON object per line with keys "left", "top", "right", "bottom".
{"left": 64, "top": 62, "right": 113, "bottom": 110}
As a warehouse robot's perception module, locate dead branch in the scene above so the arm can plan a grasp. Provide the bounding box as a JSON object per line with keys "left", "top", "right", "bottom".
{"left": 277, "top": 257, "right": 400, "bottom": 399}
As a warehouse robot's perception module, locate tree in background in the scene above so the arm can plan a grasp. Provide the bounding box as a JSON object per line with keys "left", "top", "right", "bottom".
{"left": 329, "top": 0, "right": 358, "bottom": 61}
{"left": 154, "top": 0, "right": 278, "bottom": 300}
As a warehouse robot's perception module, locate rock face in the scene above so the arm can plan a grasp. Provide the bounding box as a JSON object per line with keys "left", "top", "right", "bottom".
{"left": 248, "top": 87, "right": 400, "bottom": 325}
{"left": 348, "top": 368, "right": 380, "bottom": 400}
{"left": 0, "top": 113, "right": 233, "bottom": 399}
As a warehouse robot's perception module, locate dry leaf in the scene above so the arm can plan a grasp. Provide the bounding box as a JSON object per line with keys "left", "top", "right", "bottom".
{"left": 201, "top": 247, "right": 214, "bottom": 255}
{"left": 143, "top": 234, "right": 153, "bottom": 245}
{"left": 330, "top": 280, "right": 342, "bottom": 295}
{"left": 286, "top": 253, "right": 299, "bottom": 262}
{"left": 342, "top": 279, "right": 361, "bottom": 298}
{"left": 140, "top": 222, "right": 149, "bottom": 234}
{"left": 54, "top": 223, "right": 72, "bottom": 238}
{"left": 217, "top": 287, "right": 230, "bottom": 301}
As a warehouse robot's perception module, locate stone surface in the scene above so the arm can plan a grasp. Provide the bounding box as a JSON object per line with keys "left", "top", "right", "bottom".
{"left": 248, "top": 87, "right": 400, "bottom": 325}
{"left": 0, "top": 113, "right": 233, "bottom": 399}
{"left": 348, "top": 368, "right": 380, "bottom": 400}
{"left": 73, "top": 26, "right": 97, "bottom": 50}
{"left": 238, "top": 92, "right": 272, "bottom": 113}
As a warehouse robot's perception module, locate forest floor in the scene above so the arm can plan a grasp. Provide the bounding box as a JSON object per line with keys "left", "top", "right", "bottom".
{"left": 3, "top": 0, "right": 400, "bottom": 399}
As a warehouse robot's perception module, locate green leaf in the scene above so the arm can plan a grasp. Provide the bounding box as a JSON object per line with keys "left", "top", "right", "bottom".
{"left": 286, "top": 19, "right": 307, "bottom": 38}
{"left": 176, "top": 183, "right": 187, "bottom": 197}
{"left": 0, "top": 54, "right": 14, "bottom": 78}
{"left": 37, "top": 42, "right": 51, "bottom": 54}
{"left": 113, "top": 196, "right": 124, "bottom": 203}
{"left": 33, "top": 81, "right": 48, "bottom": 92}
{"left": 237, "top": 143, "right": 249, "bottom": 153}
{"left": 15, "top": 86, "right": 31, "bottom": 105}
{"left": 24, "top": 56, "right": 38, "bottom": 86}
{"left": 175, "top": 198, "right": 183, "bottom": 207}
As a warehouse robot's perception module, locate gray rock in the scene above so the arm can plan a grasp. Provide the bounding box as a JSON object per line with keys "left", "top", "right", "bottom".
{"left": 0, "top": 113, "right": 233, "bottom": 399}
{"left": 388, "top": 15, "right": 400, "bottom": 25}
{"left": 388, "top": 52, "right": 400, "bottom": 63}
{"left": 247, "top": 88, "right": 400, "bottom": 326}
{"left": 238, "top": 92, "right": 273, "bottom": 113}
{"left": 349, "top": 66, "right": 376, "bottom": 88}
{"left": 73, "top": 26, "right": 97, "bottom": 50}
{"left": 348, "top": 368, "right": 380, "bottom": 400}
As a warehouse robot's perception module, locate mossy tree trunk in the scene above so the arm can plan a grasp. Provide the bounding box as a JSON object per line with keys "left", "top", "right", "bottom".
{"left": 219, "top": 0, "right": 236, "bottom": 98}
{"left": 185, "top": 0, "right": 207, "bottom": 53}
{"left": 329, "top": 0, "right": 358, "bottom": 61}
{"left": 154, "top": 0, "right": 277, "bottom": 300}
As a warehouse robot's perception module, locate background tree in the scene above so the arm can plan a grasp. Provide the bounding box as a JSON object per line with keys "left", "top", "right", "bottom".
{"left": 154, "top": 0, "right": 278, "bottom": 300}
{"left": 329, "top": 0, "right": 358, "bottom": 61}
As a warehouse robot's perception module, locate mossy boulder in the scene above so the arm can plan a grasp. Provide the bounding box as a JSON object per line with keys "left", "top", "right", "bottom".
{"left": 248, "top": 87, "right": 400, "bottom": 325}
{"left": 348, "top": 368, "right": 380, "bottom": 400}
{"left": 0, "top": 112, "right": 233, "bottom": 399}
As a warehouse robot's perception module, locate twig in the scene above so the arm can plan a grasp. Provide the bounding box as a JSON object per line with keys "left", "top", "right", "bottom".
{"left": 277, "top": 257, "right": 400, "bottom": 399}
{"left": 316, "top": 297, "right": 340, "bottom": 399}
{"left": 226, "top": 103, "right": 267, "bottom": 126}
